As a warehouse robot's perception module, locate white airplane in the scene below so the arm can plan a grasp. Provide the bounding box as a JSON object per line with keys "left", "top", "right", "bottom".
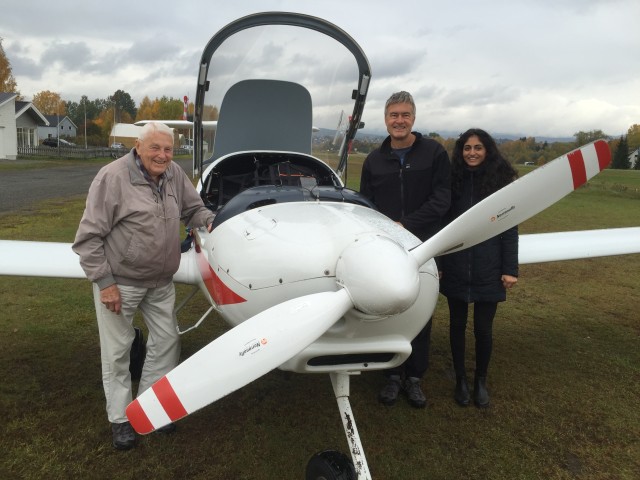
{"left": 1, "top": 12, "right": 639, "bottom": 480}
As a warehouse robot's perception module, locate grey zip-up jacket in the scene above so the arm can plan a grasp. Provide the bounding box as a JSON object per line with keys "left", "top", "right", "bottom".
{"left": 73, "top": 150, "right": 214, "bottom": 289}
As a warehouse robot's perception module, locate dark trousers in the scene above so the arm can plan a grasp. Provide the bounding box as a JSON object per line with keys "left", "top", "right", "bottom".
{"left": 386, "top": 317, "right": 432, "bottom": 379}
{"left": 447, "top": 298, "right": 498, "bottom": 377}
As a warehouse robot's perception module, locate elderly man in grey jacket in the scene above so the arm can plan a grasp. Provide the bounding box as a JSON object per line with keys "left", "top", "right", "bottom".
{"left": 73, "top": 122, "right": 214, "bottom": 450}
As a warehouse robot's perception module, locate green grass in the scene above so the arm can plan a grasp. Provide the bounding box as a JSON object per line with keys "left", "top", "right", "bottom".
{"left": 0, "top": 163, "right": 639, "bottom": 479}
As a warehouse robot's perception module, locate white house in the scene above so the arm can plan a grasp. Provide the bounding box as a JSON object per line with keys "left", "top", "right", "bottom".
{"left": 0, "top": 92, "right": 18, "bottom": 159}
{"left": 1, "top": 93, "right": 53, "bottom": 158}
{"left": 15, "top": 100, "right": 49, "bottom": 148}
{"left": 629, "top": 147, "right": 639, "bottom": 169}
{"left": 39, "top": 114, "right": 78, "bottom": 140}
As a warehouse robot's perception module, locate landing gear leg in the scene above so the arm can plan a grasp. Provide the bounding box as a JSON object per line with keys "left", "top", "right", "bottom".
{"left": 331, "top": 371, "right": 372, "bottom": 480}
{"left": 304, "top": 372, "right": 372, "bottom": 480}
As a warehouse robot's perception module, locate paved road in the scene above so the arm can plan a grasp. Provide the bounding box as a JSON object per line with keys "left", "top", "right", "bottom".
{"left": 0, "top": 158, "right": 193, "bottom": 214}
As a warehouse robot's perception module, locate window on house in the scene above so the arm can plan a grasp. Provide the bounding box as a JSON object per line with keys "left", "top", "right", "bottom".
{"left": 17, "top": 127, "right": 37, "bottom": 147}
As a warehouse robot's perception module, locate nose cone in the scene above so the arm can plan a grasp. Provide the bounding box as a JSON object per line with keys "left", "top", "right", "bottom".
{"left": 336, "top": 235, "right": 420, "bottom": 316}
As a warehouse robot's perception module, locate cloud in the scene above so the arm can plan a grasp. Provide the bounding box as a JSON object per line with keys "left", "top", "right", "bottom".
{"left": 1, "top": 0, "right": 639, "bottom": 137}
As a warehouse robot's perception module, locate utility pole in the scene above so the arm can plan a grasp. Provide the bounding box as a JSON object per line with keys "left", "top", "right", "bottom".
{"left": 84, "top": 97, "right": 87, "bottom": 149}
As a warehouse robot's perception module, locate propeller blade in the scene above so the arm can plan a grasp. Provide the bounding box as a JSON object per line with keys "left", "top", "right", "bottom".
{"left": 411, "top": 139, "right": 611, "bottom": 266}
{"left": 126, "top": 289, "right": 353, "bottom": 434}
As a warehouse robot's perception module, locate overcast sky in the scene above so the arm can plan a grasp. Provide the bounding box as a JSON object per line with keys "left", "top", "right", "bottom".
{"left": 2, "top": 0, "right": 639, "bottom": 138}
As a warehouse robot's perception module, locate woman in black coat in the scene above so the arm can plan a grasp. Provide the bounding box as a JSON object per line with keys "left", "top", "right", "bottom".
{"left": 439, "top": 128, "right": 519, "bottom": 408}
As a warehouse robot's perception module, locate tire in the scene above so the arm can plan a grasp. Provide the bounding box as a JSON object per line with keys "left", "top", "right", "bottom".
{"left": 305, "top": 450, "right": 356, "bottom": 480}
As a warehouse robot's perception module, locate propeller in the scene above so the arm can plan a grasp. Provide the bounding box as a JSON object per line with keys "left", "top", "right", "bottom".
{"left": 411, "top": 139, "right": 611, "bottom": 266}
{"left": 127, "top": 289, "right": 353, "bottom": 433}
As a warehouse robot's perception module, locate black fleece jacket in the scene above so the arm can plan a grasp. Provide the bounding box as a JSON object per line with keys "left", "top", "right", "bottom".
{"left": 359, "top": 132, "right": 451, "bottom": 241}
{"left": 439, "top": 164, "right": 519, "bottom": 303}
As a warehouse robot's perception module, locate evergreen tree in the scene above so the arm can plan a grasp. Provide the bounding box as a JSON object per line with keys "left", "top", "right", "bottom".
{"left": 611, "top": 136, "right": 630, "bottom": 169}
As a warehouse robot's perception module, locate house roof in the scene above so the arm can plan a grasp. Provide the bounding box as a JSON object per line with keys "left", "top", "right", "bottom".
{"left": 44, "top": 114, "right": 78, "bottom": 129}
{"left": 0, "top": 92, "right": 18, "bottom": 108}
{"left": 15, "top": 100, "right": 49, "bottom": 126}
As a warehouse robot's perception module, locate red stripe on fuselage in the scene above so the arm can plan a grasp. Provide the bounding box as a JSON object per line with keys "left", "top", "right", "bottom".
{"left": 194, "top": 242, "right": 246, "bottom": 305}
{"left": 567, "top": 149, "right": 587, "bottom": 190}
{"left": 153, "top": 376, "right": 188, "bottom": 421}
{"left": 126, "top": 399, "right": 154, "bottom": 434}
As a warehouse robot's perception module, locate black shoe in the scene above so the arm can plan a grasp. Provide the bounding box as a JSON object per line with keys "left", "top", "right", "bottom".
{"left": 403, "top": 377, "right": 427, "bottom": 409}
{"left": 474, "top": 376, "right": 490, "bottom": 408}
{"left": 454, "top": 376, "right": 470, "bottom": 407}
{"left": 155, "top": 423, "right": 177, "bottom": 434}
{"left": 378, "top": 375, "right": 402, "bottom": 406}
{"left": 112, "top": 421, "right": 135, "bottom": 450}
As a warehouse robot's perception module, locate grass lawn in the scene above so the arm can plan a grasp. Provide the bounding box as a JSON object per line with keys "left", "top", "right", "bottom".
{"left": 0, "top": 159, "right": 638, "bottom": 479}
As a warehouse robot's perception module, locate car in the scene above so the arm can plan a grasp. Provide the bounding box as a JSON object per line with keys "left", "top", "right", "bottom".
{"left": 110, "top": 142, "right": 126, "bottom": 149}
{"left": 42, "top": 137, "right": 75, "bottom": 147}
{"left": 524, "top": 161, "right": 535, "bottom": 166}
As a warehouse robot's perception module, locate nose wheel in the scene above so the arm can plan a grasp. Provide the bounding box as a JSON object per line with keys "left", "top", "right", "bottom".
{"left": 305, "top": 450, "right": 356, "bottom": 480}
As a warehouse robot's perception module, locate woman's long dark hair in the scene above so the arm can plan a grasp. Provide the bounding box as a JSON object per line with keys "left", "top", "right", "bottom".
{"left": 451, "top": 128, "right": 518, "bottom": 199}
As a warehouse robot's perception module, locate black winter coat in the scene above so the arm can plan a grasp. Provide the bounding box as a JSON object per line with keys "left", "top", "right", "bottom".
{"left": 439, "top": 164, "right": 519, "bottom": 303}
{"left": 360, "top": 132, "right": 451, "bottom": 241}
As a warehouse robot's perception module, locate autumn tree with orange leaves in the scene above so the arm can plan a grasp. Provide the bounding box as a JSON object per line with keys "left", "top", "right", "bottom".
{"left": 0, "top": 38, "right": 20, "bottom": 96}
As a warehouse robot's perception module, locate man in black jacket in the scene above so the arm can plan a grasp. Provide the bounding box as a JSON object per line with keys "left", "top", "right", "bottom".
{"left": 360, "top": 91, "right": 451, "bottom": 408}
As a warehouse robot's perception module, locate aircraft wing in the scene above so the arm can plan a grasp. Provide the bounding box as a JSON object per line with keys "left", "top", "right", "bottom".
{"left": 0, "top": 240, "right": 201, "bottom": 285}
{"left": 0, "top": 240, "right": 85, "bottom": 278}
{"left": 519, "top": 227, "right": 640, "bottom": 264}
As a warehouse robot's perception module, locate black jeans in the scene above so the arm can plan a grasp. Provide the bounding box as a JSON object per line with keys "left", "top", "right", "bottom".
{"left": 447, "top": 298, "right": 498, "bottom": 377}
{"left": 386, "top": 317, "right": 432, "bottom": 379}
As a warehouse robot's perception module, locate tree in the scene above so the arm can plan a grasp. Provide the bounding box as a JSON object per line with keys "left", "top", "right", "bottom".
{"left": 627, "top": 124, "right": 640, "bottom": 152}
{"left": 0, "top": 38, "right": 20, "bottom": 96}
{"left": 109, "top": 89, "right": 137, "bottom": 122}
{"left": 136, "top": 96, "right": 159, "bottom": 121}
{"left": 32, "top": 90, "right": 65, "bottom": 115}
{"left": 66, "top": 95, "right": 102, "bottom": 126}
{"left": 574, "top": 130, "right": 608, "bottom": 147}
{"left": 203, "top": 104, "right": 219, "bottom": 121}
{"left": 157, "top": 96, "right": 184, "bottom": 119}
{"left": 611, "top": 135, "right": 630, "bottom": 169}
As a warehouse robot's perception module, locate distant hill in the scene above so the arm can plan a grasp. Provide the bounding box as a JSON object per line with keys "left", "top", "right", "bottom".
{"left": 315, "top": 127, "right": 574, "bottom": 144}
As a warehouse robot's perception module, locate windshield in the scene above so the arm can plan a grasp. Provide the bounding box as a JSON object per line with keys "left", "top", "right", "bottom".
{"left": 193, "top": 12, "right": 371, "bottom": 180}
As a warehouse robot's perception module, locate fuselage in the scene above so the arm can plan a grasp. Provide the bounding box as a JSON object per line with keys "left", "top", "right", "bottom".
{"left": 192, "top": 200, "right": 440, "bottom": 374}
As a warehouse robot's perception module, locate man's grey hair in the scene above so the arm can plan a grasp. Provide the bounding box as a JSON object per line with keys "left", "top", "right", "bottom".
{"left": 384, "top": 91, "right": 416, "bottom": 116}
{"left": 137, "top": 122, "right": 174, "bottom": 142}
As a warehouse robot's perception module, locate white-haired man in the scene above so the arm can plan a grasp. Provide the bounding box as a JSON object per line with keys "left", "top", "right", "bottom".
{"left": 73, "top": 122, "right": 214, "bottom": 450}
